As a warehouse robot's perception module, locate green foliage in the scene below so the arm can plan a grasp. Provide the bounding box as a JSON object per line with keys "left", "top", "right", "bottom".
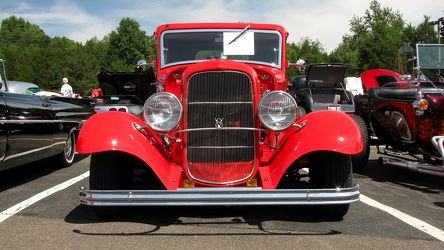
{"left": 108, "top": 18, "right": 149, "bottom": 71}
{"left": 328, "top": 39, "right": 359, "bottom": 76}
{"left": 286, "top": 37, "right": 328, "bottom": 79}
{"left": 348, "top": 0, "right": 407, "bottom": 72}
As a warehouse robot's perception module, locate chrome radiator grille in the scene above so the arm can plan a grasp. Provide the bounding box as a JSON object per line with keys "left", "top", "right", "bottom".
{"left": 186, "top": 71, "right": 255, "bottom": 184}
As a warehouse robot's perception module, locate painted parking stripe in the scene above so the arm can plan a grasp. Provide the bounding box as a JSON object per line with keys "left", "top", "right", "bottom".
{"left": 1, "top": 172, "right": 443, "bottom": 243}
{"left": 360, "top": 194, "right": 444, "bottom": 242}
{"left": 0, "top": 171, "right": 90, "bottom": 224}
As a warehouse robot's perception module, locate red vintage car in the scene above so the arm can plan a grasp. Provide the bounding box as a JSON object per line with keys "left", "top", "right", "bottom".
{"left": 354, "top": 68, "right": 444, "bottom": 176}
{"left": 77, "top": 23, "right": 363, "bottom": 219}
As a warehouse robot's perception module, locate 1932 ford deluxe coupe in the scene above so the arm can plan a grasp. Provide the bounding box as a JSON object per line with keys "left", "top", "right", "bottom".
{"left": 77, "top": 23, "right": 363, "bottom": 219}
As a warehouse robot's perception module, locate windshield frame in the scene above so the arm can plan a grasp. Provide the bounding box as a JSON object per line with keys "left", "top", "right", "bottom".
{"left": 160, "top": 28, "right": 283, "bottom": 69}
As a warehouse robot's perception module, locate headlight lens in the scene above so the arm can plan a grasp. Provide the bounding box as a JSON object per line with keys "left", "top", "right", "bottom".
{"left": 258, "top": 91, "right": 297, "bottom": 130}
{"left": 143, "top": 92, "right": 183, "bottom": 131}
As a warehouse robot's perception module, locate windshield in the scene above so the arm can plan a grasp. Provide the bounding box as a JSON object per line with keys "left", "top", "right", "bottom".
{"left": 160, "top": 29, "right": 282, "bottom": 69}
{"left": 24, "top": 87, "right": 40, "bottom": 95}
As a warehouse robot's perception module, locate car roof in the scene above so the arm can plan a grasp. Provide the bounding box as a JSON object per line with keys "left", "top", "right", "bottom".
{"left": 7, "top": 81, "right": 39, "bottom": 94}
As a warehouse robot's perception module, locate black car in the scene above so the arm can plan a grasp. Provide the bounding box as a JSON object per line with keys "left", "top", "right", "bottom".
{"left": 0, "top": 58, "right": 94, "bottom": 171}
{"left": 288, "top": 63, "right": 370, "bottom": 171}
{"left": 289, "top": 63, "right": 354, "bottom": 113}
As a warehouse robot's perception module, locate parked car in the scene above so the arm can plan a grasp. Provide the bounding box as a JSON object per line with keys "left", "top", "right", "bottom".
{"left": 77, "top": 23, "right": 363, "bottom": 219}
{"left": 288, "top": 63, "right": 370, "bottom": 171}
{"left": 5, "top": 80, "right": 41, "bottom": 95}
{"left": 90, "top": 67, "right": 156, "bottom": 115}
{"left": 0, "top": 58, "right": 94, "bottom": 171}
{"left": 354, "top": 68, "right": 444, "bottom": 176}
{"left": 4, "top": 80, "right": 62, "bottom": 97}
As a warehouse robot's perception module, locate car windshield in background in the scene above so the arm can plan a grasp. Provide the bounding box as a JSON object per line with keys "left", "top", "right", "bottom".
{"left": 24, "top": 87, "right": 40, "bottom": 95}
{"left": 160, "top": 29, "right": 282, "bottom": 69}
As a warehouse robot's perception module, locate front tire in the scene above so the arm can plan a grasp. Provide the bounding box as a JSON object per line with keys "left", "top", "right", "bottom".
{"left": 90, "top": 151, "right": 125, "bottom": 218}
{"left": 309, "top": 151, "right": 353, "bottom": 219}
{"left": 351, "top": 115, "right": 370, "bottom": 172}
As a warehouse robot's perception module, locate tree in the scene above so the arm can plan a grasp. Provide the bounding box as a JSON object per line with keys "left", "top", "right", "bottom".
{"left": 286, "top": 37, "right": 328, "bottom": 79}
{"left": 0, "top": 16, "right": 51, "bottom": 84}
{"left": 414, "top": 15, "right": 439, "bottom": 44}
{"left": 108, "top": 18, "right": 150, "bottom": 71}
{"left": 328, "top": 36, "right": 359, "bottom": 76}
{"left": 0, "top": 16, "right": 50, "bottom": 48}
{"left": 347, "top": 0, "right": 406, "bottom": 72}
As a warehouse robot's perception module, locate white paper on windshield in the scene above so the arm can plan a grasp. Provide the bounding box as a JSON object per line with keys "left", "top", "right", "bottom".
{"left": 223, "top": 32, "right": 254, "bottom": 55}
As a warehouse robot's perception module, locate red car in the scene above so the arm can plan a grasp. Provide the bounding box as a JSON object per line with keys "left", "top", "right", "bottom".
{"left": 77, "top": 23, "right": 363, "bottom": 219}
{"left": 354, "top": 68, "right": 444, "bottom": 176}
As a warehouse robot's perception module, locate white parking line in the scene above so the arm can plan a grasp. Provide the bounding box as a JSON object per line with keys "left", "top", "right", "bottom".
{"left": 360, "top": 194, "right": 444, "bottom": 242}
{"left": 0, "top": 171, "right": 90, "bottom": 224}
{"left": 1, "top": 172, "right": 443, "bottom": 243}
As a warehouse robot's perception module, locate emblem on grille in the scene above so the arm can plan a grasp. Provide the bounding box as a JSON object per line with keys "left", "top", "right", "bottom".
{"left": 124, "top": 82, "right": 137, "bottom": 92}
{"left": 214, "top": 118, "right": 224, "bottom": 128}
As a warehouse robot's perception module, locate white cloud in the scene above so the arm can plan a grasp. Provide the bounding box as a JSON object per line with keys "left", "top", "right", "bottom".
{"left": 1, "top": 0, "right": 443, "bottom": 51}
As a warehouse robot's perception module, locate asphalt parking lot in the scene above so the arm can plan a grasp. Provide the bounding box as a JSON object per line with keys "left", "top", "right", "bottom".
{"left": 0, "top": 148, "right": 443, "bottom": 249}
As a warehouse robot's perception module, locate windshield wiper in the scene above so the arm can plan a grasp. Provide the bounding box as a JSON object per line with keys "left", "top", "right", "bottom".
{"left": 228, "top": 25, "right": 250, "bottom": 45}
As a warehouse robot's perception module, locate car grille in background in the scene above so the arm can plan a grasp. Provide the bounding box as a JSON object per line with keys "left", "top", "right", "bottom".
{"left": 186, "top": 71, "right": 255, "bottom": 184}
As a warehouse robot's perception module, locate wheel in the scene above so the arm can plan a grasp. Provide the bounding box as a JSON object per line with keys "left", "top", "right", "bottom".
{"left": 350, "top": 115, "right": 370, "bottom": 172}
{"left": 53, "top": 130, "right": 76, "bottom": 168}
{"left": 90, "top": 151, "right": 126, "bottom": 218}
{"left": 309, "top": 151, "right": 353, "bottom": 219}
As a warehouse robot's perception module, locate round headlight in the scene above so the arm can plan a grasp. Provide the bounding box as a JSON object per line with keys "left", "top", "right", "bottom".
{"left": 258, "top": 91, "right": 297, "bottom": 130}
{"left": 143, "top": 93, "right": 183, "bottom": 131}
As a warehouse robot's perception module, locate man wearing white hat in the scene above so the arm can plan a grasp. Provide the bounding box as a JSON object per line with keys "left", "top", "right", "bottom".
{"left": 60, "top": 77, "right": 73, "bottom": 97}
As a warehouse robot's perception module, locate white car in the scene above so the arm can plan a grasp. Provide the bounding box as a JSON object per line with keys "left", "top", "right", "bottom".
{"left": 3, "top": 81, "right": 61, "bottom": 96}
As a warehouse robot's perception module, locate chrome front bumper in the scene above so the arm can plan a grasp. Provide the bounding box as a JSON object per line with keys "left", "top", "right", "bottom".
{"left": 79, "top": 185, "right": 360, "bottom": 206}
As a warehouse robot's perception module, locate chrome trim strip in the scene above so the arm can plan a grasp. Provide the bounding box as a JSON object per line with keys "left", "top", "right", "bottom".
{"left": 1, "top": 119, "right": 84, "bottom": 124}
{"left": 4, "top": 141, "right": 65, "bottom": 161}
{"left": 189, "top": 101, "right": 252, "bottom": 104}
{"left": 79, "top": 185, "right": 360, "bottom": 206}
{"left": 166, "top": 127, "right": 268, "bottom": 133}
{"left": 188, "top": 146, "right": 254, "bottom": 149}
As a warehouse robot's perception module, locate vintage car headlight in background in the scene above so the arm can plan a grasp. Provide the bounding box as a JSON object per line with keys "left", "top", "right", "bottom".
{"left": 143, "top": 92, "right": 183, "bottom": 131}
{"left": 258, "top": 91, "right": 297, "bottom": 130}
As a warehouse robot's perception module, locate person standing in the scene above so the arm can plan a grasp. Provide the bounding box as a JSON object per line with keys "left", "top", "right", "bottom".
{"left": 60, "top": 77, "right": 73, "bottom": 97}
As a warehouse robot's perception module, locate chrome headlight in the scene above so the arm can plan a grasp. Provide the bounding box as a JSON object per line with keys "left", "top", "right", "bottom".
{"left": 143, "top": 92, "right": 183, "bottom": 131}
{"left": 258, "top": 91, "right": 297, "bottom": 130}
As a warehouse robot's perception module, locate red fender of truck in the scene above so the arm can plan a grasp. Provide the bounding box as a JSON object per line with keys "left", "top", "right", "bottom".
{"left": 76, "top": 112, "right": 182, "bottom": 189}
{"left": 259, "top": 110, "right": 363, "bottom": 189}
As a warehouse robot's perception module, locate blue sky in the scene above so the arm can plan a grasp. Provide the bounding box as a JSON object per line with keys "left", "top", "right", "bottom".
{"left": 0, "top": 0, "right": 443, "bottom": 52}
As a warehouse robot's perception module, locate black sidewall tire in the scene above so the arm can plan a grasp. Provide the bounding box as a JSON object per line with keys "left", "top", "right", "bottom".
{"left": 90, "top": 152, "right": 124, "bottom": 218}
{"left": 351, "top": 115, "right": 370, "bottom": 172}
{"left": 310, "top": 151, "right": 353, "bottom": 219}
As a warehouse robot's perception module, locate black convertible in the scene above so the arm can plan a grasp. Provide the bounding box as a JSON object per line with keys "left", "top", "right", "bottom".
{"left": 0, "top": 58, "right": 94, "bottom": 171}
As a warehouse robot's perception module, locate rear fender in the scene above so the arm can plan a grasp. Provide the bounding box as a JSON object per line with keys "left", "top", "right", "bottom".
{"left": 76, "top": 112, "right": 182, "bottom": 189}
{"left": 260, "top": 110, "right": 363, "bottom": 188}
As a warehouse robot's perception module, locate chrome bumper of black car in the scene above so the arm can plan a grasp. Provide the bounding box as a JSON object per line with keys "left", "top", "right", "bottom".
{"left": 79, "top": 185, "right": 360, "bottom": 206}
